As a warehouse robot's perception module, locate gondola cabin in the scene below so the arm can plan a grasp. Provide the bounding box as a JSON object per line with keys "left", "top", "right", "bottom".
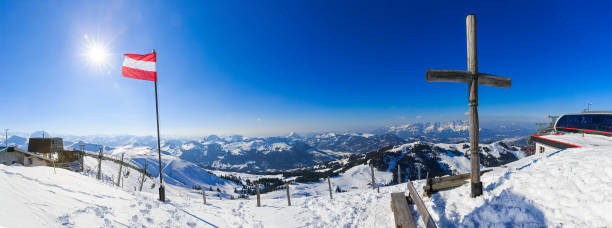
{"left": 531, "top": 112, "right": 612, "bottom": 153}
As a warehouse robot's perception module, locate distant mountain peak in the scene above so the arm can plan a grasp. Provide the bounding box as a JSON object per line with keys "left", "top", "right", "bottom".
{"left": 287, "top": 132, "right": 302, "bottom": 138}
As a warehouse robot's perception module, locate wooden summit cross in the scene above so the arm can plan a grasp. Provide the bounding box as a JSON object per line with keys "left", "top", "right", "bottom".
{"left": 426, "top": 14, "right": 511, "bottom": 198}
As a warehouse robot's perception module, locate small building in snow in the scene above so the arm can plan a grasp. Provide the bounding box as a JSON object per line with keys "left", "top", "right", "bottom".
{"left": 0, "top": 146, "right": 53, "bottom": 166}
{"left": 1, "top": 137, "right": 82, "bottom": 169}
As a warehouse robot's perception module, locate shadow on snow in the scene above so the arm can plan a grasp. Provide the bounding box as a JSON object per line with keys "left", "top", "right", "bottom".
{"left": 432, "top": 190, "right": 547, "bottom": 228}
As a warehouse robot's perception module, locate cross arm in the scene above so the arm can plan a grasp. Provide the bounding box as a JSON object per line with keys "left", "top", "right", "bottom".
{"left": 478, "top": 74, "right": 511, "bottom": 88}
{"left": 425, "top": 70, "right": 471, "bottom": 83}
{"left": 426, "top": 70, "right": 511, "bottom": 88}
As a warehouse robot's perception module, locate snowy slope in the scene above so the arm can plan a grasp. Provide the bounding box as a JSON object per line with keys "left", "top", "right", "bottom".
{"left": 2, "top": 145, "right": 610, "bottom": 227}
{"left": 267, "top": 164, "right": 394, "bottom": 199}
{"left": 237, "top": 145, "right": 612, "bottom": 227}
{"left": 82, "top": 145, "right": 239, "bottom": 194}
{"left": 0, "top": 164, "right": 218, "bottom": 227}
{"left": 420, "top": 146, "right": 612, "bottom": 227}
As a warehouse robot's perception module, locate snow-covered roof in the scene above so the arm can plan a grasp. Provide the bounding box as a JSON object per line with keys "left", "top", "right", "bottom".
{"left": 532, "top": 133, "right": 612, "bottom": 148}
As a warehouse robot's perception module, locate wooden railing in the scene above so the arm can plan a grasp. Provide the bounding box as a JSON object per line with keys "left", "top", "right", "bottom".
{"left": 82, "top": 151, "right": 153, "bottom": 178}
{"left": 391, "top": 180, "right": 437, "bottom": 228}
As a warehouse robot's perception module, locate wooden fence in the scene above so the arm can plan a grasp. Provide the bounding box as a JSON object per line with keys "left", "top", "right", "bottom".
{"left": 82, "top": 151, "right": 153, "bottom": 178}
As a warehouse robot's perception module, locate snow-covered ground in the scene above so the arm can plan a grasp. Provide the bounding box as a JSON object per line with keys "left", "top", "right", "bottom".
{"left": 0, "top": 165, "right": 213, "bottom": 227}
{"left": 536, "top": 133, "right": 612, "bottom": 147}
{"left": 421, "top": 146, "right": 612, "bottom": 227}
{"left": 1, "top": 144, "right": 611, "bottom": 227}
{"left": 82, "top": 149, "right": 239, "bottom": 195}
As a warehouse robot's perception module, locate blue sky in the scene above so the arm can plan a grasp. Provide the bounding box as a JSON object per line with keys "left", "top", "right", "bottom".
{"left": 0, "top": 0, "right": 610, "bottom": 136}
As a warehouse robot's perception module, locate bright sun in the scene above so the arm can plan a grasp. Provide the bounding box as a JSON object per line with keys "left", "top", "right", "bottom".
{"left": 86, "top": 43, "right": 109, "bottom": 65}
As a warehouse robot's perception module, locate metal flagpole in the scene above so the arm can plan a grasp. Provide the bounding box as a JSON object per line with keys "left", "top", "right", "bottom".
{"left": 153, "top": 49, "right": 165, "bottom": 202}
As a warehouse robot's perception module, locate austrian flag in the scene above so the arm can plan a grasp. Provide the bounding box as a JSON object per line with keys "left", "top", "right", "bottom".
{"left": 122, "top": 52, "right": 157, "bottom": 81}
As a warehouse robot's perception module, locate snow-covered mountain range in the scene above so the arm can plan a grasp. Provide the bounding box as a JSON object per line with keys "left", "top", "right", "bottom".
{"left": 374, "top": 120, "right": 535, "bottom": 143}
{"left": 1, "top": 121, "right": 533, "bottom": 172}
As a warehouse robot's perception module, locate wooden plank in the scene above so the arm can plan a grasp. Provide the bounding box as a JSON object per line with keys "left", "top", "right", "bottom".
{"left": 390, "top": 192, "right": 417, "bottom": 228}
{"left": 478, "top": 74, "right": 511, "bottom": 88}
{"left": 426, "top": 70, "right": 471, "bottom": 83}
{"left": 430, "top": 169, "right": 492, "bottom": 184}
{"left": 407, "top": 181, "right": 437, "bottom": 228}
{"left": 427, "top": 180, "right": 468, "bottom": 194}
{"left": 423, "top": 170, "right": 492, "bottom": 196}
{"left": 426, "top": 70, "right": 510, "bottom": 88}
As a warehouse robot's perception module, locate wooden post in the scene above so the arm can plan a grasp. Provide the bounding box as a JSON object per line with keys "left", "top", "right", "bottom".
{"left": 370, "top": 164, "right": 375, "bottom": 190}
{"left": 466, "top": 14, "right": 483, "bottom": 198}
{"left": 202, "top": 189, "right": 206, "bottom": 205}
{"left": 139, "top": 160, "right": 148, "bottom": 191}
{"left": 96, "top": 147, "right": 102, "bottom": 180}
{"left": 397, "top": 164, "right": 401, "bottom": 184}
{"left": 116, "top": 153, "right": 124, "bottom": 187}
{"left": 285, "top": 182, "right": 291, "bottom": 206}
{"left": 327, "top": 177, "right": 333, "bottom": 200}
{"left": 256, "top": 180, "right": 261, "bottom": 207}
{"left": 79, "top": 144, "right": 84, "bottom": 172}
{"left": 121, "top": 170, "right": 125, "bottom": 188}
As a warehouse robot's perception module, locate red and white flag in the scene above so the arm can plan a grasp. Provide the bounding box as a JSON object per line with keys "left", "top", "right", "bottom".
{"left": 122, "top": 52, "right": 157, "bottom": 81}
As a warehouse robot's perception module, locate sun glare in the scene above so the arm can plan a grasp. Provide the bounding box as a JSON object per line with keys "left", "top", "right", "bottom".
{"left": 80, "top": 34, "right": 113, "bottom": 73}
{"left": 86, "top": 43, "right": 109, "bottom": 65}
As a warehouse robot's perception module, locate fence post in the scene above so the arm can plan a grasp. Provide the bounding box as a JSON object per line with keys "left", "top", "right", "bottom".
{"left": 96, "top": 147, "right": 102, "bottom": 180}
{"left": 116, "top": 153, "right": 124, "bottom": 187}
{"left": 256, "top": 180, "right": 261, "bottom": 207}
{"left": 202, "top": 188, "right": 206, "bottom": 205}
{"left": 286, "top": 182, "right": 291, "bottom": 206}
{"left": 79, "top": 145, "right": 84, "bottom": 172}
{"left": 121, "top": 170, "right": 125, "bottom": 188}
{"left": 139, "top": 160, "right": 148, "bottom": 191}
{"left": 328, "top": 177, "right": 333, "bottom": 200}
{"left": 398, "top": 164, "right": 402, "bottom": 184}
{"left": 370, "top": 164, "right": 376, "bottom": 190}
